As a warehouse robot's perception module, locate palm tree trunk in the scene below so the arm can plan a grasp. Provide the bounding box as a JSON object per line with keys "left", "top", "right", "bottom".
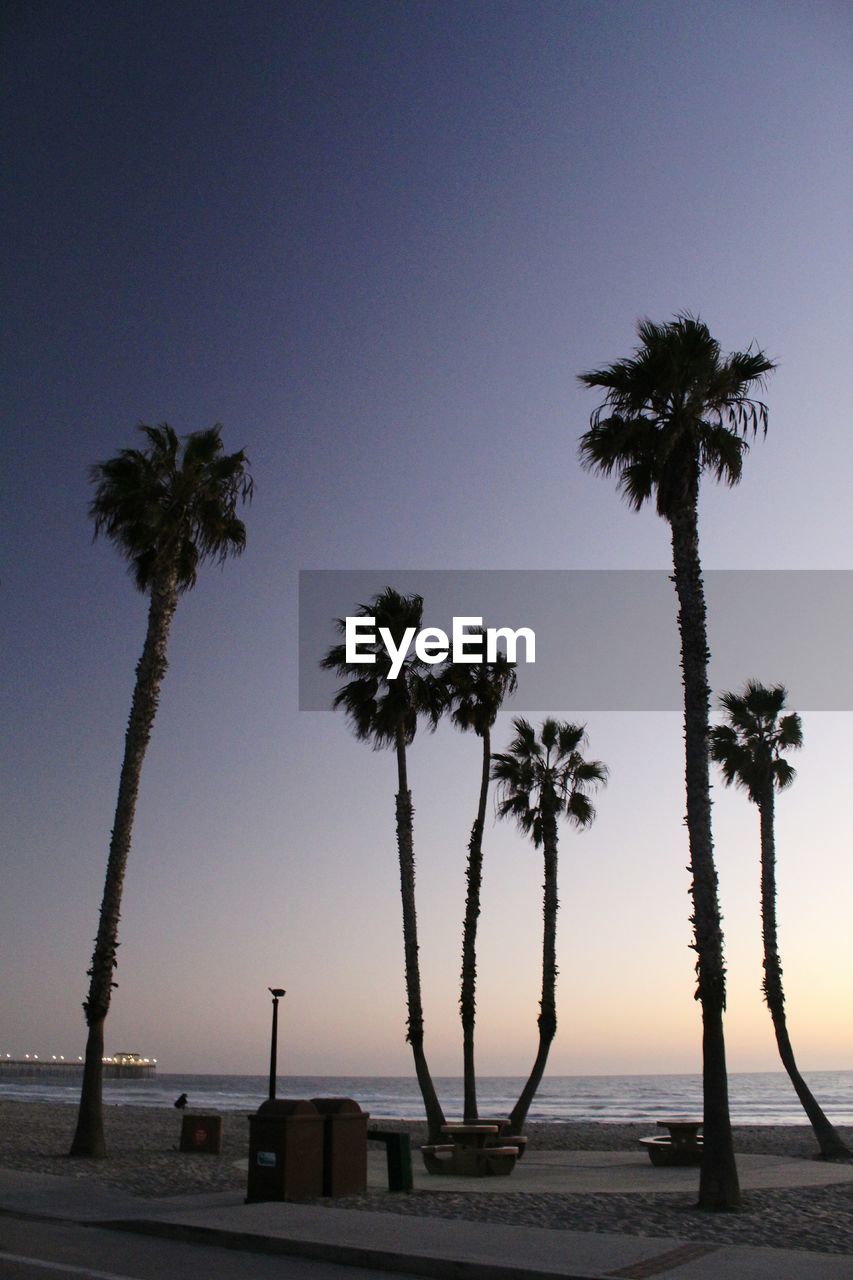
{"left": 669, "top": 506, "right": 740, "bottom": 1209}
{"left": 394, "top": 728, "right": 446, "bottom": 1142}
{"left": 461, "top": 726, "right": 490, "bottom": 1121}
{"left": 70, "top": 573, "right": 179, "bottom": 1158}
{"left": 509, "top": 811, "right": 559, "bottom": 1135}
{"left": 759, "top": 792, "right": 850, "bottom": 1160}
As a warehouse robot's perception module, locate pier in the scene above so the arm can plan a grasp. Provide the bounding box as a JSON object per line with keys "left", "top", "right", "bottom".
{"left": 0, "top": 1052, "right": 156, "bottom": 1079}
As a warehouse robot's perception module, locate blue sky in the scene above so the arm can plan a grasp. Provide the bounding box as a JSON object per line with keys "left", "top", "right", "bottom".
{"left": 2, "top": 1, "right": 850, "bottom": 1081}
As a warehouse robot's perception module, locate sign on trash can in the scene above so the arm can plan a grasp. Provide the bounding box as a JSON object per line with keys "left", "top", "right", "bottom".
{"left": 246, "top": 1099, "right": 324, "bottom": 1202}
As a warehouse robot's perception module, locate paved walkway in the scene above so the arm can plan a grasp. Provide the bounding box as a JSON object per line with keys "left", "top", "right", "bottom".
{"left": 366, "top": 1146, "right": 853, "bottom": 1195}
{"left": 0, "top": 1151, "right": 851, "bottom": 1280}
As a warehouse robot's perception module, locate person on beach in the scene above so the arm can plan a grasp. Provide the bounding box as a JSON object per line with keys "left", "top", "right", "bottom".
{"left": 174, "top": 1093, "right": 188, "bottom": 1109}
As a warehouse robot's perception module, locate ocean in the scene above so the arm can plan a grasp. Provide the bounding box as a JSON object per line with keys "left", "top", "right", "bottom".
{"left": 1, "top": 1070, "right": 851, "bottom": 1125}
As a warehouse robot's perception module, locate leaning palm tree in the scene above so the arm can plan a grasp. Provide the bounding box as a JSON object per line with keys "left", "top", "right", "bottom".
{"left": 321, "top": 588, "right": 446, "bottom": 1140}
{"left": 492, "top": 717, "right": 606, "bottom": 1135}
{"left": 711, "top": 682, "right": 850, "bottom": 1160}
{"left": 578, "top": 313, "right": 775, "bottom": 1209}
{"left": 71, "top": 424, "right": 252, "bottom": 1158}
{"left": 440, "top": 643, "right": 517, "bottom": 1121}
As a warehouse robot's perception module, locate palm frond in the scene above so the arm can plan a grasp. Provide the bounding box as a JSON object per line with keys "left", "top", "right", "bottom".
{"left": 773, "top": 758, "right": 797, "bottom": 791}
{"left": 777, "top": 711, "right": 803, "bottom": 750}
{"left": 561, "top": 789, "right": 590, "bottom": 828}
{"left": 697, "top": 421, "right": 747, "bottom": 487}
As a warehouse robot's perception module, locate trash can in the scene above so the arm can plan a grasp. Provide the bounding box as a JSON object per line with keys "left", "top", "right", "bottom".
{"left": 246, "top": 1099, "right": 324, "bottom": 1202}
{"left": 311, "top": 1097, "right": 369, "bottom": 1197}
{"left": 179, "top": 1113, "right": 223, "bottom": 1154}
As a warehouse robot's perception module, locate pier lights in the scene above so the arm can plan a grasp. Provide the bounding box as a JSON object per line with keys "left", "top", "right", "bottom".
{"left": 267, "top": 987, "right": 286, "bottom": 1102}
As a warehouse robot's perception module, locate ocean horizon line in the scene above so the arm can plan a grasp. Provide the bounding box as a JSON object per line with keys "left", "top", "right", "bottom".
{"left": 3, "top": 1068, "right": 850, "bottom": 1126}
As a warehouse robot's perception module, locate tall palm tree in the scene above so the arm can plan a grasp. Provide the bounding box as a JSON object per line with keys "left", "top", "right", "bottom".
{"left": 711, "top": 682, "right": 850, "bottom": 1160}
{"left": 71, "top": 424, "right": 252, "bottom": 1158}
{"left": 492, "top": 717, "right": 606, "bottom": 1135}
{"left": 578, "top": 313, "right": 775, "bottom": 1210}
{"left": 440, "top": 644, "right": 517, "bottom": 1121}
{"left": 321, "top": 588, "right": 446, "bottom": 1140}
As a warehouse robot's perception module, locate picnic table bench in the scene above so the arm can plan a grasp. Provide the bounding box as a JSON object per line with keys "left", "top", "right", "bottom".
{"left": 478, "top": 1117, "right": 529, "bottom": 1160}
{"left": 639, "top": 1118, "right": 703, "bottom": 1166}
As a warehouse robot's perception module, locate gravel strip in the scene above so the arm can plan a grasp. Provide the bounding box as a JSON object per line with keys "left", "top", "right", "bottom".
{"left": 331, "top": 1184, "right": 853, "bottom": 1257}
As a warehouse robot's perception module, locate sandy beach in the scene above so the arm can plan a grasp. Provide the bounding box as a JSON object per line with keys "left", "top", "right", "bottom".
{"left": 1, "top": 1101, "right": 850, "bottom": 1256}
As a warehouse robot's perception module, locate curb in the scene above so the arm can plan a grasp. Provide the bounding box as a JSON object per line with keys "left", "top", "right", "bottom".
{"left": 105, "top": 1217, "right": 606, "bottom": 1280}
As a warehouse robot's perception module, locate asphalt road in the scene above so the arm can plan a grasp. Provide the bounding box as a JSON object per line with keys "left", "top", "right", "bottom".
{"left": 0, "top": 1216, "right": 423, "bottom": 1280}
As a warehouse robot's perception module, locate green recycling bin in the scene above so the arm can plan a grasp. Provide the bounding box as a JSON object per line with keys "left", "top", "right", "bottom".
{"left": 246, "top": 1099, "right": 323, "bottom": 1202}
{"left": 311, "top": 1097, "right": 369, "bottom": 1196}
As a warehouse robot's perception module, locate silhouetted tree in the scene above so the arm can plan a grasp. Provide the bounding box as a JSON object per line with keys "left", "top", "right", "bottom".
{"left": 578, "top": 314, "right": 775, "bottom": 1209}
{"left": 492, "top": 717, "right": 606, "bottom": 1134}
{"left": 440, "top": 644, "right": 517, "bottom": 1120}
{"left": 321, "top": 588, "right": 446, "bottom": 1139}
{"left": 711, "top": 681, "right": 850, "bottom": 1160}
{"left": 71, "top": 425, "right": 252, "bottom": 1158}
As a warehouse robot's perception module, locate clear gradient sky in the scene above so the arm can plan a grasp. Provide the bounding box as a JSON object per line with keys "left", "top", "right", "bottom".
{"left": 2, "top": 1, "right": 850, "bottom": 1080}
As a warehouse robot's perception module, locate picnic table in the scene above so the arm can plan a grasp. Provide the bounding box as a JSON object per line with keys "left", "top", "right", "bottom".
{"left": 421, "top": 1123, "right": 520, "bottom": 1176}
{"left": 639, "top": 1117, "right": 703, "bottom": 1166}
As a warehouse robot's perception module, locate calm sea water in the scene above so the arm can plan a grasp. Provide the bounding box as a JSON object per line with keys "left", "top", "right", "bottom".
{"left": 1, "top": 1071, "right": 851, "bottom": 1125}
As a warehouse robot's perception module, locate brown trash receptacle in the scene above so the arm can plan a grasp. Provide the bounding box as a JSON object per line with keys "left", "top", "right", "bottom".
{"left": 179, "top": 1113, "right": 223, "bottom": 1153}
{"left": 246, "top": 1099, "right": 324, "bottom": 1202}
{"left": 311, "top": 1097, "right": 369, "bottom": 1197}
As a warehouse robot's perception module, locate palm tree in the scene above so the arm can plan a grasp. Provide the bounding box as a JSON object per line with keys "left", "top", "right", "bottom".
{"left": 440, "top": 643, "right": 517, "bottom": 1121}
{"left": 578, "top": 313, "right": 775, "bottom": 1210}
{"left": 711, "top": 682, "right": 850, "bottom": 1161}
{"left": 321, "top": 588, "right": 446, "bottom": 1140}
{"left": 492, "top": 717, "right": 606, "bottom": 1135}
{"left": 71, "top": 424, "right": 252, "bottom": 1158}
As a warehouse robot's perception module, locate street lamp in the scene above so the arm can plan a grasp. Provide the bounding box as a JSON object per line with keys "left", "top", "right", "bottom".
{"left": 268, "top": 987, "right": 286, "bottom": 1102}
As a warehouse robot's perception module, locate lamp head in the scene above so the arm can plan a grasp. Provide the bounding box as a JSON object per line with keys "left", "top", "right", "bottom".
{"left": 269, "top": 987, "right": 286, "bottom": 998}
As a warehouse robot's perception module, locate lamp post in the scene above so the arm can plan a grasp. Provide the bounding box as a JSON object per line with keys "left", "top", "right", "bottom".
{"left": 268, "top": 988, "right": 286, "bottom": 1101}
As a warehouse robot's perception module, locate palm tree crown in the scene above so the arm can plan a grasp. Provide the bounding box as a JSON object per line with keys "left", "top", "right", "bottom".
{"left": 441, "top": 641, "right": 517, "bottom": 738}
{"left": 492, "top": 718, "right": 606, "bottom": 839}
{"left": 320, "top": 587, "right": 444, "bottom": 747}
{"left": 578, "top": 314, "right": 775, "bottom": 517}
{"left": 710, "top": 681, "right": 802, "bottom": 803}
{"left": 89, "top": 423, "right": 253, "bottom": 592}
